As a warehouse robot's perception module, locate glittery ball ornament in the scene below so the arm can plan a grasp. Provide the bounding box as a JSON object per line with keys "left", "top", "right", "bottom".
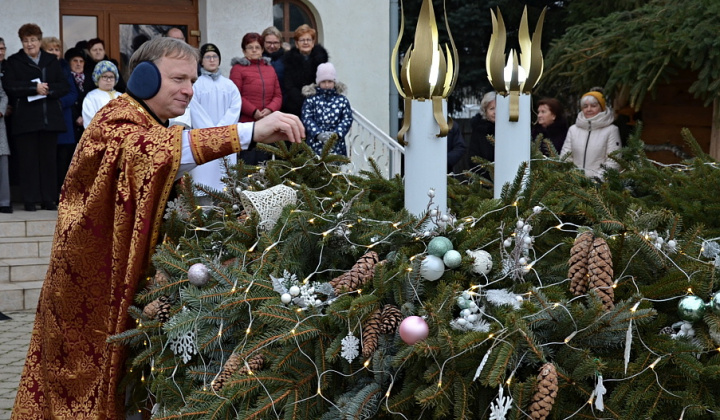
{"left": 420, "top": 255, "right": 445, "bottom": 281}
{"left": 399, "top": 316, "right": 429, "bottom": 345}
{"left": 188, "top": 263, "right": 210, "bottom": 286}
{"left": 443, "top": 250, "right": 462, "bottom": 269}
{"left": 678, "top": 295, "right": 706, "bottom": 322}
{"left": 427, "top": 236, "right": 453, "bottom": 257}
{"left": 709, "top": 291, "right": 720, "bottom": 315}
{"left": 466, "top": 249, "right": 492, "bottom": 275}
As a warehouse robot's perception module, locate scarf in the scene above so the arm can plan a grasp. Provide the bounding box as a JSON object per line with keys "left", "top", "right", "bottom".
{"left": 200, "top": 68, "right": 220, "bottom": 81}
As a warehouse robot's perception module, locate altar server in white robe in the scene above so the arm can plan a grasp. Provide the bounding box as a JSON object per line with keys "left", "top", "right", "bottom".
{"left": 189, "top": 43, "right": 242, "bottom": 195}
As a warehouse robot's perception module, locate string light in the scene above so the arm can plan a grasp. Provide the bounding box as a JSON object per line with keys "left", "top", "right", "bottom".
{"left": 631, "top": 301, "right": 641, "bottom": 312}
{"left": 649, "top": 357, "right": 661, "bottom": 370}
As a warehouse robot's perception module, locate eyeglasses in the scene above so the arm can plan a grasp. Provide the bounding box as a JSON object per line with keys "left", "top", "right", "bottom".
{"left": 203, "top": 55, "right": 219, "bottom": 60}
{"left": 100, "top": 75, "right": 116, "bottom": 81}
{"left": 265, "top": 41, "right": 280, "bottom": 46}
{"left": 21, "top": 38, "right": 39, "bottom": 44}
{"left": 297, "top": 38, "right": 313, "bottom": 44}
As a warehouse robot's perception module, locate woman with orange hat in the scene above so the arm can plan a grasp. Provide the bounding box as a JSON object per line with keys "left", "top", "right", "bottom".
{"left": 560, "top": 88, "right": 621, "bottom": 180}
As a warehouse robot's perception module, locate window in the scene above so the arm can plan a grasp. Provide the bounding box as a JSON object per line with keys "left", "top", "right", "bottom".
{"left": 273, "top": 0, "right": 316, "bottom": 46}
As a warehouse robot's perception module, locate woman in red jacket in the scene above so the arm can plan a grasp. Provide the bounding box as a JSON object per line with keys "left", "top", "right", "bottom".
{"left": 230, "top": 32, "right": 283, "bottom": 164}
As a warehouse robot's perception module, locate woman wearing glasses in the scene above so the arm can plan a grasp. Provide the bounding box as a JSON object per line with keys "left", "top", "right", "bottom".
{"left": 82, "top": 60, "right": 121, "bottom": 128}
{"left": 281, "top": 24, "right": 328, "bottom": 117}
{"left": 3, "top": 23, "right": 69, "bottom": 211}
{"left": 230, "top": 32, "right": 283, "bottom": 164}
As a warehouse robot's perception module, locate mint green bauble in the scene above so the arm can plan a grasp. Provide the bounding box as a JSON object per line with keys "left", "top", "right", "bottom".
{"left": 428, "top": 236, "right": 453, "bottom": 257}
{"left": 443, "top": 250, "right": 462, "bottom": 269}
{"left": 710, "top": 291, "right": 720, "bottom": 315}
{"left": 678, "top": 295, "right": 706, "bottom": 322}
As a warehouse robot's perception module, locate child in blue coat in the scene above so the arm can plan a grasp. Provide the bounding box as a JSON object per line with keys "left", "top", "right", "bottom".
{"left": 301, "top": 62, "right": 353, "bottom": 156}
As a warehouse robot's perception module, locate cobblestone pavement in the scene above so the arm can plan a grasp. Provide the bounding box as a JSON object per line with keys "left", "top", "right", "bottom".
{"left": 0, "top": 311, "right": 35, "bottom": 420}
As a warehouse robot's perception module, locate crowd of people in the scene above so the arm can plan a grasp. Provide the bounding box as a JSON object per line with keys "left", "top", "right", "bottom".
{"left": 0, "top": 22, "right": 355, "bottom": 214}
{"left": 465, "top": 88, "right": 622, "bottom": 182}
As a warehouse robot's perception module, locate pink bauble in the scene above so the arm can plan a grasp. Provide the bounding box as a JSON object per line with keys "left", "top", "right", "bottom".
{"left": 399, "top": 316, "right": 429, "bottom": 345}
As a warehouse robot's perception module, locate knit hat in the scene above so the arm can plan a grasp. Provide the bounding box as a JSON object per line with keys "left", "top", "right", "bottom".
{"left": 200, "top": 43, "right": 221, "bottom": 64}
{"left": 63, "top": 47, "right": 85, "bottom": 63}
{"left": 92, "top": 60, "right": 119, "bottom": 87}
{"left": 316, "top": 62, "right": 336, "bottom": 84}
{"left": 582, "top": 91, "right": 606, "bottom": 111}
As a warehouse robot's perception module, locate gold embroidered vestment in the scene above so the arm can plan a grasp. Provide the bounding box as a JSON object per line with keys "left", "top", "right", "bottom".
{"left": 12, "top": 94, "right": 240, "bottom": 419}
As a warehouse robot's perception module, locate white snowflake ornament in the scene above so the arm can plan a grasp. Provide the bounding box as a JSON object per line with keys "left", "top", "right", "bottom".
{"left": 341, "top": 334, "right": 360, "bottom": 363}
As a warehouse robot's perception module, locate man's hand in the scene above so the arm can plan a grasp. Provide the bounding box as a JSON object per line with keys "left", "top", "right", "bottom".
{"left": 253, "top": 111, "right": 306, "bottom": 144}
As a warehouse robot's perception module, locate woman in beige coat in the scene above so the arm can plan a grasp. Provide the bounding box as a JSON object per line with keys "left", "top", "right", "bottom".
{"left": 561, "top": 90, "right": 621, "bottom": 180}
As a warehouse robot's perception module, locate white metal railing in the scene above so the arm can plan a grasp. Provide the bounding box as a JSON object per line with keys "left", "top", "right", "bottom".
{"left": 345, "top": 108, "right": 404, "bottom": 179}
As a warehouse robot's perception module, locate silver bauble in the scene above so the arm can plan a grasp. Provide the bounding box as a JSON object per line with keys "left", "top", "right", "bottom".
{"left": 188, "top": 263, "right": 210, "bottom": 286}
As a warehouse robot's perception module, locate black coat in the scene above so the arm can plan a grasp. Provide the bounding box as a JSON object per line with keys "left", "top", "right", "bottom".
{"left": 446, "top": 123, "right": 466, "bottom": 173}
{"left": 3, "top": 49, "right": 70, "bottom": 135}
{"left": 531, "top": 118, "right": 568, "bottom": 156}
{"left": 281, "top": 44, "right": 328, "bottom": 117}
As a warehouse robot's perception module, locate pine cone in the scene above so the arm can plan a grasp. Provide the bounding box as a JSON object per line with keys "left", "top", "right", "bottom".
{"left": 568, "top": 232, "right": 594, "bottom": 296}
{"left": 362, "top": 307, "right": 383, "bottom": 358}
{"left": 237, "top": 209, "right": 249, "bottom": 223}
{"left": 329, "top": 251, "right": 379, "bottom": 294}
{"left": 379, "top": 304, "right": 403, "bottom": 335}
{"left": 212, "top": 353, "right": 241, "bottom": 392}
{"left": 237, "top": 353, "right": 265, "bottom": 375}
{"left": 588, "top": 237, "right": 615, "bottom": 311}
{"left": 659, "top": 326, "right": 675, "bottom": 335}
{"left": 153, "top": 270, "right": 170, "bottom": 287}
{"left": 529, "top": 362, "right": 558, "bottom": 420}
{"left": 142, "top": 296, "right": 171, "bottom": 322}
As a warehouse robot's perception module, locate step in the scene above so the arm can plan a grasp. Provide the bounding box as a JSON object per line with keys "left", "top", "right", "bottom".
{"left": 0, "top": 281, "right": 44, "bottom": 311}
{"left": 0, "top": 257, "right": 49, "bottom": 284}
{"left": 0, "top": 236, "right": 54, "bottom": 260}
{"left": 0, "top": 210, "right": 57, "bottom": 238}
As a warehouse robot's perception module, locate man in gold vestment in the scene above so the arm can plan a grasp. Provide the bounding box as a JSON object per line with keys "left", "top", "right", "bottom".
{"left": 12, "top": 37, "right": 304, "bottom": 419}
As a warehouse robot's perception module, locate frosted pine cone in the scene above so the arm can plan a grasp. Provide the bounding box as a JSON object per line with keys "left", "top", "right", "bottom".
{"left": 588, "top": 237, "right": 615, "bottom": 311}
{"left": 329, "top": 251, "right": 379, "bottom": 294}
{"left": 568, "top": 232, "right": 594, "bottom": 296}
{"left": 529, "top": 362, "right": 558, "bottom": 420}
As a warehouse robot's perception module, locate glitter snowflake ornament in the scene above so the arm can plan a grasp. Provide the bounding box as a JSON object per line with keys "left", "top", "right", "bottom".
{"left": 489, "top": 386, "right": 513, "bottom": 419}
{"left": 340, "top": 334, "right": 360, "bottom": 363}
{"left": 168, "top": 331, "right": 197, "bottom": 364}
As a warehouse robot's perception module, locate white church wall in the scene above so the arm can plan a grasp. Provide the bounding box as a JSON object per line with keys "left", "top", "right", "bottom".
{"left": 0, "top": 0, "right": 61, "bottom": 59}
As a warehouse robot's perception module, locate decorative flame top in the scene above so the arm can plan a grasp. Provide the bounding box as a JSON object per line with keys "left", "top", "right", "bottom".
{"left": 391, "top": 0, "right": 459, "bottom": 101}
{"left": 487, "top": 6, "right": 546, "bottom": 95}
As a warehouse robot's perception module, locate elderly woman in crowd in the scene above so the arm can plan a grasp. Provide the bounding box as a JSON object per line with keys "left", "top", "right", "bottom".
{"left": 560, "top": 89, "right": 621, "bottom": 180}
{"left": 467, "top": 91, "right": 497, "bottom": 176}
{"left": 281, "top": 24, "right": 328, "bottom": 117}
{"left": 230, "top": 32, "right": 283, "bottom": 164}
{"left": 532, "top": 97, "right": 568, "bottom": 156}
{"left": 84, "top": 38, "right": 126, "bottom": 93}
{"left": 3, "top": 23, "right": 69, "bottom": 211}
{"left": 42, "top": 36, "right": 79, "bottom": 196}
{"left": 261, "top": 26, "right": 286, "bottom": 87}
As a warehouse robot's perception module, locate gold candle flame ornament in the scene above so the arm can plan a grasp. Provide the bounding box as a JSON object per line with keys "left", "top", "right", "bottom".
{"left": 486, "top": 6, "right": 546, "bottom": 121}
{"left": 391, "top": 0, "right": 459, "bottom": 144}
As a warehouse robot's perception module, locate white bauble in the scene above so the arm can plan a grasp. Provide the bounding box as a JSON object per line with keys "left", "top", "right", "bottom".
{"left": 281, "top": 293, "right": 292, "bottom": 304}
{"left": 289, "top": 286, "right": 301, "bottom": 297}
{"left": 420, "top": 255, "right": 445, "bottom": 281}
{"left": 503, "top": 239, "right": 512, "bottom": 248}
{"left": 466, "top": 249, "right": 493, "bottom": 275}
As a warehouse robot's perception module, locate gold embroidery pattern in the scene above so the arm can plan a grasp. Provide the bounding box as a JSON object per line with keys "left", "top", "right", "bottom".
{"left": 188, "top": 125, "right": 240, "bottom": 165}
{"left": 12, "top": 94, "right": 184, "bottom": 420}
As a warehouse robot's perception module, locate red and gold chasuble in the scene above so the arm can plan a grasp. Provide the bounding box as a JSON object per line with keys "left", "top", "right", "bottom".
{"left": 12, "top": 94, "right": 240, "bottom": 419}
